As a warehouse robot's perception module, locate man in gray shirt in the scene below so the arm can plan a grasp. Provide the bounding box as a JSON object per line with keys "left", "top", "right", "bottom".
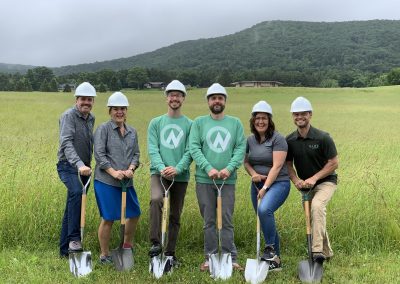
{"left": 56, "top": 82, "right": 96, "bottom": 257}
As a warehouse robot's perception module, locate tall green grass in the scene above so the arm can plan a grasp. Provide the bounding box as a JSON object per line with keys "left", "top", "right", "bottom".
{"left": 0, "top": 86, "right": 399, "bottom": 282}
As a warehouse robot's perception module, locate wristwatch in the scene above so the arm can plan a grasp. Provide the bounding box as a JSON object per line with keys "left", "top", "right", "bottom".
{"left": 261, "top": 185, "right": 269, "bottom": 191}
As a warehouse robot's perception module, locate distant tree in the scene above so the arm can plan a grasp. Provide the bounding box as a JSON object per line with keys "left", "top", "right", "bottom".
{"left": 127, "top": 67, "right": 148, "bottom": 89}
{"left": 49, "top": 78, "right": 59, "bottom": 92}
{"left": 97, "top": 69, "right": 115, "bottom": 86}
{"left": 26, "top": 67, "right": 55, "bottom": 91}
{"left": 39, "top": 79, "right": 51, "bottom": 92}
{"left": 109, "top": 75, "right": 121, "bottom": 91}
{"left": 98, "top": 83, "right": 107, "bottom": 93}
{"left": 63, "top": 84, "right": 72, "bottom": 92}
{"left": 319, "top": 79, "right": 339, "bottom": 88}
{"left": 387, "top": 68, "right": 400, "bottom": 85}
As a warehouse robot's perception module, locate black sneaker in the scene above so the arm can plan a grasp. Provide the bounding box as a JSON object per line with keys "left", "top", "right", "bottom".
{"left": 171, "top": 256, "right": 181, "bottom": 268}
{"left": 149, "top": 243, "right": 162, "bottom": 257}
{"left": 261, "top": 245, "right": 276, "bottom": 261}
{"left": 313, "top": 252, "right": 326, "bottom": 264}
{"left": 99, "top": 255, "right": 113, "bottom": 265}
{"left": 269, "top": 259, "right": 282, "bottom": 272}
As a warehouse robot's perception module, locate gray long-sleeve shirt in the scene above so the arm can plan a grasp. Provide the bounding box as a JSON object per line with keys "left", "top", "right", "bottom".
{"left": 57, "top": 106, "right": 95, "bottom": 169}
{"left": 94, "top": 120, "right": 140, "bottom": 187}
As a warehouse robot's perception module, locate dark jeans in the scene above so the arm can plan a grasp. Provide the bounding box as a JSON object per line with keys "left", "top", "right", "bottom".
{"left": 57, "top": 160, "right": 90, "bottom": 256}
{"left": 251, "top": 180, "right": 290, "bottom": 256}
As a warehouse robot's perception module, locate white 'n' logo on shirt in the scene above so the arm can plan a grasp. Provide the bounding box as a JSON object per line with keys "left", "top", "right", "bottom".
{"left": 160, "top": 124, "right": 184, "bottom": 149}
{"left": 206, "top": 126, "right": 231, "bottom": 153}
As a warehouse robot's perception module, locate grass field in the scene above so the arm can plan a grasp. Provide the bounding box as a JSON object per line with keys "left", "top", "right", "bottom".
{"left": 1, "top": 86, "right": 400, "bottom": 283}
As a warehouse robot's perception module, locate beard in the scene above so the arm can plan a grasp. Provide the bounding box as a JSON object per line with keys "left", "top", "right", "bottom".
{"left": 168, "top": 101, "right": 182, "bottom": 110}
{"left": 209, "top": 104, "right": 225, "bottom": 114}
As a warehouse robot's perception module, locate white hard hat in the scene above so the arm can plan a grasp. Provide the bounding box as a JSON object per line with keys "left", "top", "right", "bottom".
{"left": 205, "top": 83, "right": 228, "bottom": 99}
{"left": 290, "top": 96, "right": 312, "bottom": 112}
{"left": 74, "top": 82, "right": 96, "bottom": 97}
{"left": 107, "top": 92, "right": 129, "bottom": 107}
{"left": 252, "top": 100, "right": 273, "bottom": 115}
{"left": 165, "top": 80, "right": 187, "bottom": 96}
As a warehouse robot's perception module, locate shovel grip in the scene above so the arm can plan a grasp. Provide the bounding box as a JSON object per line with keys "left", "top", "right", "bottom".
{"left": 304, "top": 200, "right": 311, "bottom": 235}
{"left": 121, "top": 191, "right": 127, "bottom": 225}
{"left": 80, "top": 194, "right": 87, "bottom": 227}
{"left": 217, "top": 196, "right": 222, "bottom": 230}
{"left": 161, "top": 196, "right": 168, "bottom": 233}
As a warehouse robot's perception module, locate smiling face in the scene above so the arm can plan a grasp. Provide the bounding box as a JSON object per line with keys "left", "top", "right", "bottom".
{"left": 75, "top": 96, "right": 94, "bottom": 116}
{"left": 207, "top": 94, "right": 226, "bottom": 114}
{"left": 292, "top": 111, "right": 312, "bottom": 129}
{"left": 253, "top": 112, "right": 269, "bottom": 134}
{"left": 166, "top": 90, "right": 185, "bottom": 110}
{"left": 109, "top": 106, "right": 127, "bottom": 124}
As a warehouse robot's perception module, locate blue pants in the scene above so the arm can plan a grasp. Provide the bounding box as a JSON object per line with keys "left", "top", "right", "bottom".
{"left": 57, "top": 161, "right": 90, "bottom": 256}
{"left": 251, "top": 180, "right": 290, "bottom": 256}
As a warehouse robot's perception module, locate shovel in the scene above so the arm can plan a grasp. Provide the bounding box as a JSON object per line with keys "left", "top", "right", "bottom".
{"left": 111, "top": 179, "right": 134, "bottom": 271}
{"left": 69, "top": 174, "right": 93, "bottom": 277}
{"left": 209, "top": 179, "right": 232, "bottom": 280}
{"left": 150, "top": 176, "right": 174, "bottom": 279}
{"left": 298, "top": 193, "right": 323, "bottom": 283}
{"left": 245, "top": 197, "right": 269, "bottom": 284}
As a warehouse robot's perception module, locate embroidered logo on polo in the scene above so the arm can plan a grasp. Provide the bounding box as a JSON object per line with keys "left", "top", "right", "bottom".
{"left": 160, "top": 124, "right": 184, "bottom": 149}
{"left": 206, "top": 126, "right": 231, "bottom": 153}
{"left": 308, "top": 144, "right": 319, "bottom": 149}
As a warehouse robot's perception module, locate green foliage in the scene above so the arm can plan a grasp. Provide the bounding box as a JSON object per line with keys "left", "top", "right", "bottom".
{"left": 62, "top": 84, "right": 71, "bottom": 92}
{"left": 98, "top": 83, "right": 107, "bottom": 92}
{"left": 387, "top": 68, "right": 400, "bottom": 85}
{"left": 127, "top": 67, "right": 148, "bottom": 89}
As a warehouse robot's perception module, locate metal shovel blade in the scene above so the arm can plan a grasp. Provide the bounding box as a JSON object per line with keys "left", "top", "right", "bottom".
{"left": 69, "top": 251, "right": 92, "bottom": 277}
{"left": 245, "top": 259, "right": 269, "bottom": 284}
{"left": 149, "top": 255, "right": 173, "bottom": 279}
{"left": 209, "top": 252, "right": 232, "bottom": 280}
{"left": 111, "top": 247, "right": 134, "bottom": 271}
{"left": 298, "top": 260, "right": 323, "bottom": 283}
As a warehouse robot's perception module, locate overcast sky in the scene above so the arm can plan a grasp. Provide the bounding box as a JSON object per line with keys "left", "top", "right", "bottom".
{"left": 1, "top": 0, "right": 400, "bottom": 67}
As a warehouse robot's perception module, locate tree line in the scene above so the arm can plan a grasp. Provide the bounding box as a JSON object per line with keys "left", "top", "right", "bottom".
{"left": 1, "top": 66, "right": 400, "bottom": 92}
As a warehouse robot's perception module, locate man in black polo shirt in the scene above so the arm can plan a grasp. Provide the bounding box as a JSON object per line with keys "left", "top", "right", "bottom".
{"left": 286, "top": 96, "right": 338, "bottom": 264}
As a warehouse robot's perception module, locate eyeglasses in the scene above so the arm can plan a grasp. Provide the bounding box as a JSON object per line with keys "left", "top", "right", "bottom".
{"left": 292, "top": 112, "right": 310, "bottom": 117}
{"left": 167, "top": 93, "right": 183, "bottom": 98}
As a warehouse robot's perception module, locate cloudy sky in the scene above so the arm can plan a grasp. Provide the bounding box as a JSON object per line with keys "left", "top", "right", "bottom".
{"left": 1, "top": 0, "right": 399, "bottom": 67}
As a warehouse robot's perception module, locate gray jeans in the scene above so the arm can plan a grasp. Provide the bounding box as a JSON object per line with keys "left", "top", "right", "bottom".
{"left": 149, "top": 175, "right": 188, "bottom": 255}
{"left": 196, "top": 183, "right": 237, "bottom": 262}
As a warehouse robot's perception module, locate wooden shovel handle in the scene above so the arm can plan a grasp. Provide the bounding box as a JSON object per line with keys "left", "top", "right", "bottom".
{"left": 217, "top": 195, "right": 222, "bottom": 230}
{"left": 121, "top": 191, "right": 127, "bottom": 225}
{"left": 161, "top": 196, "right": 169, "bottom": 233}
{"left": 304, "top": 200, "right": 311, "bottom": 234}
{"left": 80, "top": 194, "right": 87, "bottom": 227}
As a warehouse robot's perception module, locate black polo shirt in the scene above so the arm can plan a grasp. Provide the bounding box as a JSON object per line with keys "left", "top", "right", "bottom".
{"left": 286, "top": 125, "right": 337, "bottom": 185}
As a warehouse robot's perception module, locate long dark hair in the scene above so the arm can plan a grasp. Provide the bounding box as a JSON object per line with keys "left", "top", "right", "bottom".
{"left": 249, "top": 112, "right": 275, "bottom": 143}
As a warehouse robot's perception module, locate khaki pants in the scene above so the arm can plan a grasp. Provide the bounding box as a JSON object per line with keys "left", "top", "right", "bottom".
{"left": 304, "top": 182, "right": 336, "bottom": 257}
{"left": 149, "top": 175, "right": 188, "bottom": 255}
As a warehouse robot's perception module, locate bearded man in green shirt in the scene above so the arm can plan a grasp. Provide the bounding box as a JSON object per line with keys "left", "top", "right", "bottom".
{"left": 189, "top": 83, "right": 246, "bottom": 272}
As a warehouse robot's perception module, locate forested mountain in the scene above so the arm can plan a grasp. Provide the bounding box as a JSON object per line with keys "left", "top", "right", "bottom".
{"left": 2, "top": 20, "right": 400, "bottom": 90}
{"left": 0, "top": 63, "right": 35, "bottom": 74}
{"left": 51, "top": 20, "right": 400, "bottom": 76}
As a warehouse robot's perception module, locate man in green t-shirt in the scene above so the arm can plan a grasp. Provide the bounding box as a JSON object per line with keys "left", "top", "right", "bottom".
{"left": 189, "top": 83, "right": 246, "bottom": 272}
{"left": 147, "top": 80, "right": 192, "bottom": 268}
{"left": 286, "top": 96, "right": 339, "bottom": 264}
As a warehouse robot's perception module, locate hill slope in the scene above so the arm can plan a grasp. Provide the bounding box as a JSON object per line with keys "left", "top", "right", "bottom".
{"left": 53, "top": 20, "right": 400, "bottom": 76}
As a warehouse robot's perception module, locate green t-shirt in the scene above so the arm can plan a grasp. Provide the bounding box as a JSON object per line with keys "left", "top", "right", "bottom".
{"left": 286, "top": 125, "right": 338, "bottom": 185}
{"left": 189, "top": 114, "right": 246, "bottom": 185}
{"left": 147, "top": 114, "right": 192, "bottom": 182}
